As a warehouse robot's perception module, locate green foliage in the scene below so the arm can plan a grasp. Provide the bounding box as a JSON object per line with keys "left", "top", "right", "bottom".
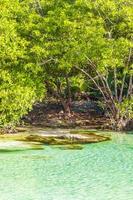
{"left": 116, "top": 97, "right": 133, "bottom": 119}
{"left": 37, "top": 0, "right": 133, "bottom": 127}
{"left": 0, "top": 0, "right": 133, "bottom": 129}
{"left": 0, "top": 0, "right": 45, "bottom": 127}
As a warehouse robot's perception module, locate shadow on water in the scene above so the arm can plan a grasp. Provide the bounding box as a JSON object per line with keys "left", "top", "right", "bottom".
{"left": 0, "top": 147, "right": 44, "bottom": 153}
{"left": 126, "top": 131, "right": 133, "bottom": 134}
{"left": 22, "top": 155, "right": 51, "bottom": 160}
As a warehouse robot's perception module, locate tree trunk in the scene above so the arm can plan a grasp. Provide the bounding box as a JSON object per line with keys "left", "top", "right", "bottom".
{"left": 61, "top": 100, "right": 71, "bottom": 116}
{"left": 115, "top": 119, "right": 129, "bottom": 131}
{"left": 74, "top": 65, "right": 132, "bottom": 131}
{"left": 110, "top": 112, "right": 129, "bottom": 131}
{"left": 56, "top": 78, "right": 72, "bottom": 117}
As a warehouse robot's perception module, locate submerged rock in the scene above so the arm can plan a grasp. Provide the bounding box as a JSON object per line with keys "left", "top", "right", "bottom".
{"left": 56, "top": 144, "right": 84, "bottom": 150}
{"left": 23, "top": 132, "right": 110, "bottom": 145}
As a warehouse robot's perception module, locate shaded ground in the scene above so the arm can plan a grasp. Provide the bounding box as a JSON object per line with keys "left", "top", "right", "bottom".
{"left": 23, "top": 100, "right": 111, "bottom": 130}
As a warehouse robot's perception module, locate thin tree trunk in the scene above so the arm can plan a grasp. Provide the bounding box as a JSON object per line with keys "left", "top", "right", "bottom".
{"left": 75, "top": 66, "right": 107, "bottom": 101}
{"left": 94, "top": 68, "right": 117, "bottom": 115}
{"left": 66, "top": 75, "right": 72, "bottom": 114}
{"left": 85, "top": 57, "right": 117, "bottom": 115}
{"left": 104, "top": 77, "right": 118, "bottom": 114}
{"left": 119, "top": 73, "right": 126, "bottom": 102}
{"left": 34, "top": 0, "right": 44, "bottom": 16}
{"left": 74, "top": 66, "right": 115, "bottom": 116}
{"left": 114, "top": 68, "right": 118, "bottom": 101}
{"left": 127, "top": 75, "right": 133, "bottom": 97}
{"left": 119, "top": 47, "right": 132, "bottom": 102}
{"left": 56, "top": 79, "right": 71, "bottom": 116}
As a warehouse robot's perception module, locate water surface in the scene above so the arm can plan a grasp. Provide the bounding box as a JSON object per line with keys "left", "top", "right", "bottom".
{"left": 0, "top": 131, "right": 132, "bottom": 200}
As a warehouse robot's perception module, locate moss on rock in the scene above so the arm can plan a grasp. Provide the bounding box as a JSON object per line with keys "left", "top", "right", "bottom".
{"left": 23, "top": 132, "right": 110, "bottom": 145}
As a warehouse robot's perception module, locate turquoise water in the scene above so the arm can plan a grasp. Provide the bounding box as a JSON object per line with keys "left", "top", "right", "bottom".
{"left": 0, "top": 132, "right": 133, "bottom": 200}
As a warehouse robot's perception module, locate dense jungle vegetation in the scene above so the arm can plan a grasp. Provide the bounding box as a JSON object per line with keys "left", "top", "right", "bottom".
{"left": 0, "top": 0, "right": 133, "bottom": 130}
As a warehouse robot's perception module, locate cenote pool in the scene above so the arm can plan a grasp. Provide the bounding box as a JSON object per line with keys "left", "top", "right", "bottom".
{"left": 0, "top": 130, "right": 132, "bottom": 200}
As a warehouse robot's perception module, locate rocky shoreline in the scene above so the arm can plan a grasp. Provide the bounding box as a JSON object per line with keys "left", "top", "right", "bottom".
{"left": 23, "top": 101, "right": 111, "bottom": 130}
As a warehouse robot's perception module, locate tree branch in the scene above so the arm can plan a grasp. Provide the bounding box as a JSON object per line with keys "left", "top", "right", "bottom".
{"left": 74, "top": 66, "right": 115, "bottom": 115}
{"left": 119, "top": 47, "right": 132, "bottom": 102}
{"left": 85, "top": 56, "right": 117, "bottom": 113}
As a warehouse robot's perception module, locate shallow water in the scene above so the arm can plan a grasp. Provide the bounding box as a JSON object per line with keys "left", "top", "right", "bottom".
{"left": 0, "top": 131, "right": 133, "bottom": 200}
